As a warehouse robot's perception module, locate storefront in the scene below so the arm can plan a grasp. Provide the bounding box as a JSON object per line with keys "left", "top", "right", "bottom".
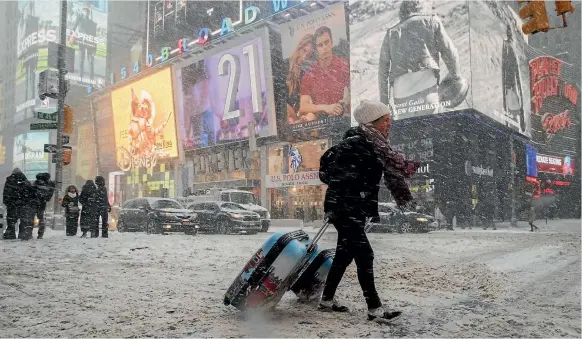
{"left": 387, "top": 111, "right": 520, "bottom": 226}
{"left": 265, "top": 139, "right": 328, "bottom": 220}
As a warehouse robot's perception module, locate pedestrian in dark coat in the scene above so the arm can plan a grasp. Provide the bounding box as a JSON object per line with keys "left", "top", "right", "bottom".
{"left": 62, "top": 185, "right": 80, "bottom": 236}
{"left": 29, "top": 172, "right": 55, "bottom": 239}
{"left": 2, "top": 168, "right": 29, "bottom": 239}
{"left": 94, "top": 176, "right": 111, "bottom": 238}
{"left": 79, "top": 180, "right": 99, "bottom": 238}
{"left": 318, "top": 100, "right": 419, "bottom": 324}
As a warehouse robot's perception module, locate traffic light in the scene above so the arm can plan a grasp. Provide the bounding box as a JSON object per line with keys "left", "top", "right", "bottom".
{"left": 555, "top": 0, "right": 574, "bottom": 15}
{"left": 64, "top": 105, "right": 73, "bottom": 135}
{"left": 63, "top": 148, "right": 72, "bottom": 166}
{"left": 518, "top": 0, "right": 550, "bottom": 34}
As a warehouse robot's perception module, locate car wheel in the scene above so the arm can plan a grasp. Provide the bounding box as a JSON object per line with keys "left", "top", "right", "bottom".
{"left": 146, "top": 219, "right": 157, "bottom": 235}
{"left": 216, "top": 218, "right": 231, "bottom": 235}
{"left": 399, "top": 222, "right": 412, "bottom": 234}
{"left": 117, "top": 220, "right": 125, "bottom": 233}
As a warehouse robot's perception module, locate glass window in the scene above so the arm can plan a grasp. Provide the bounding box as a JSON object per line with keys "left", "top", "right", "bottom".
{"left": 229, "top": 192, "right": 255, "bottom": 205}
{"left": 152, "top": 199, "right": 182, "bottom": 209}
{"left": 220, "top": 202, "right": 244, "bottom": 210}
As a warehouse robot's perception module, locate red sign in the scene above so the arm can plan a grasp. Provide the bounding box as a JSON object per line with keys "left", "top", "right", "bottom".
{"left": 536, "top": 153, "right": 575, "bottom": 176}
{"left": 542, "top": 109, "right": 572, "bottom": 140}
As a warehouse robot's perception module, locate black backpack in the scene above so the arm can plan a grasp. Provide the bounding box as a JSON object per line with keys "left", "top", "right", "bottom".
{"left": 319, "top": 144, "right": 340, "bottom": 186}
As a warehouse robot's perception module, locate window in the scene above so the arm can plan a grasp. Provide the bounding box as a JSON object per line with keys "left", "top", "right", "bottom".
{"left": 221, "top": 193, "right": 230, "bottom": 202}
{"left": 221, "top": 203, "right": 243, "bottom": 211}
{"left": 152, "top": 199, "right": 182, "bottom": 209}
{"left": 189, "top": 203, "right": 205, "bottom": 210}
{"left": 123, "top": 200, "right": 137, "bottom": 209}
{"left": 207, "top": 203, "right": 220, "bottom": 212}
{"left": 136, "top": 199, "right": 149, "bottom": 209}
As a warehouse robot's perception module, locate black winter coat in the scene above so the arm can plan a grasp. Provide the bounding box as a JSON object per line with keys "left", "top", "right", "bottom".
{"left": 62, "top": 194, "right": 80, "bottom": 218}
{"left": 3, "top": 171, "right": 30, "bottom": 207}
{"left": 79, "top": 185, "right": 99, "bottom": 226}
{"left": 30, "top": 179, "right": 55, "bottom": 210}
{"left": 324, "top": 127, "right": 413, "bottom": 218}
{"left": 95, "top": 185, "right": 110, "bottom": 211}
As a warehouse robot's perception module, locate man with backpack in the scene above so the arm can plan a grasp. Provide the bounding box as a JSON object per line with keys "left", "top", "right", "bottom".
{"left": 318, "top": 100, "right": 419, "bottom": 323}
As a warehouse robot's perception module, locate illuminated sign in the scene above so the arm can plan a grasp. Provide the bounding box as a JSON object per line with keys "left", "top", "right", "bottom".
{"left": 536, "top": 153, "right": 575, "bottom": 176}
{"left": 111, "top": 68, "right": 178, "bottom": 172}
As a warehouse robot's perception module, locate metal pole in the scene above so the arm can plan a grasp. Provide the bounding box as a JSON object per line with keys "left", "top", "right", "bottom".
{"left": 510, "top": 135, "right": 517, "bottom": 227}
{"left": 53, "top": 0, "right": 68, "bottom": 227}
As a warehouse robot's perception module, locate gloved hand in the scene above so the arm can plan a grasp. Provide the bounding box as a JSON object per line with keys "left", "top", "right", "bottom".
{"left": 404, "top": 160, "right": 421, "bottom": 177}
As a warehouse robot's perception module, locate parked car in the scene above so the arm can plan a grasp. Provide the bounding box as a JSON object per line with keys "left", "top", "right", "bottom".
{"left": 368, "top": 202, "right": 437, "bottom": 233}
{"left": 186, "top": 201, "right": 262, "bottom": 234}
{"left": 117, "top": 198, "right": 199, "bottom": 235}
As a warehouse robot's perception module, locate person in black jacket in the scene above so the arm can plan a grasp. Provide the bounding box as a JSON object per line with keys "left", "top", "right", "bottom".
{"left": 29, "top": 172, "right": 55, "bottom": 239}
{"left": 62, "top": 185, "right": 80, "bottom": 236}
{"left": 318, "top": 100, "right": 419, "bottom": 324}
{"left": 94, "top": 176, "right": 111, "bottom": 238}
{"left": 2, "top": 168, "right": 29, "bottom": 239}
{"left": 79, "top": 180, "right": 98, "bottom": 238}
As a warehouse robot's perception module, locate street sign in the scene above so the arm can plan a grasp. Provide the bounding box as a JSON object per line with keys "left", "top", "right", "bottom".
{"left": 62, "top": 135, "right": 70, "bottom": 144}
{"left": 35, "top": 97, "right": 58, "bottom": 114}
{"left": 44, "top": 144, "right": 58, "bottom": 153}
{"left": 30, "top": 123, "right": 58, "bottom": 130}
{"left": 36, "top": 112, "right": 57, "bottom": 121}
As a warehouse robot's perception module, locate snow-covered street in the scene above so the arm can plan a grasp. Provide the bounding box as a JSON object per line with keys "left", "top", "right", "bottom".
{"left": 1, "top": 220, "right": 580, "bottom": 338}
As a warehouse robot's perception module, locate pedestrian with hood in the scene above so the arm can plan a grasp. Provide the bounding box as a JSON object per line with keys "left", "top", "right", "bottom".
{"left": 79, "top": 180, "right": 98, "bottom": 238}
{"left": 318, "top": 100, "right": 419, "bottom": 323}
{"left": 62, "top": 185, "right": 80, "bottom": 236}
{"left": 94, "top": 176, "right": 111, "bottom": 238}
{"left": 29, "top": 172, "right": 55, "bottom": 239}
{"left": 2, "top": 168, "right": 30, "bottom": 239}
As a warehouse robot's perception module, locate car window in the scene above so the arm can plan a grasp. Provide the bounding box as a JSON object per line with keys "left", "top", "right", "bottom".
{"left": 207, "top": 203, "right": 220, "bottom": 211}
{"left": 221, "top": 193, "right": 230, "bottom": 202}
{"left": 152, "top": 200, "right": 182, "bottom": 209}
{"left": 190, "top": 203, "right": 205, "bottom": 210}
{"left": 135, "top": 199, "right": 149, "bottom": 209}
{"left": 123, "top": 200, "right": 136, "bottom": 209}
{"left": 221, "top": 203, "right": 242, "bottom": 211}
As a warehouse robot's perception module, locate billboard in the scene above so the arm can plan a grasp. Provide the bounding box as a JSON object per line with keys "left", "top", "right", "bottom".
{"left": 66, "top": 0, "right": 109, "bottom": 88}
{"left": 349, "top": 1, "right": 531, "bottom": 136}
{"left": 14, "top": 0, "right": 108, "bottom": 123}
{"left": 536, "top": 153, "right": 575, "bottom": 177}
{"left": 174, "top": 28, "right": 276, "bottom": 151}
{"left": 76, "top": 123, "right": 96, "bottom": 180}
{"left": 110, "top": 68, "right": 178, "bottom": 172}
{"left": 526, "top": 52, "right": 580, "bottom": 156}
{"left": 12, "top": 132, "right": 50, "bottom": 179}
{"left": 278, "top": 3, "right": 350, "bottom": 138}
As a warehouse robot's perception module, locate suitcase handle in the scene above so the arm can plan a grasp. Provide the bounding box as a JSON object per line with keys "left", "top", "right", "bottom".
{"left": 306, "top": 217, "right": 331, "bottom": 252}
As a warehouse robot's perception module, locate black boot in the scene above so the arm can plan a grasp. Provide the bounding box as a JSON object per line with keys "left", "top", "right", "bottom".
{"left": 81, "top": 231, "right": 88, "bottom": 238}
{"left": 2, "top": 230, "right": 16, "bottom": 240}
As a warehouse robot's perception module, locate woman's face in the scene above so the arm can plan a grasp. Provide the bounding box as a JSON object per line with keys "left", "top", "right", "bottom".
{"left": 69, "top": 188, "right": 77, "bottom": 194}
{"left": 299, "top": 43, "right": 313, "bottom": 63}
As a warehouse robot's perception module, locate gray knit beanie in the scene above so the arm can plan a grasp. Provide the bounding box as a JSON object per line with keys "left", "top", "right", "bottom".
{"left": 353, "top": 100, "right": 391, "bottom": 125}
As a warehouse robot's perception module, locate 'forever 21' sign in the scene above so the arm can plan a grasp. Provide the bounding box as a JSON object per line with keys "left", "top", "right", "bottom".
{"left": 193, "top": 147, "right": 252, "bottom": 174}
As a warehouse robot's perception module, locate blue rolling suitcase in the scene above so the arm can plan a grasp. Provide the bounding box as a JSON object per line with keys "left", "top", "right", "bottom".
{"left": 290, "top": 218, "right": 376, "bottom": 301}
{"left": 224, "top": 222, "right": 330, "bottom": 310}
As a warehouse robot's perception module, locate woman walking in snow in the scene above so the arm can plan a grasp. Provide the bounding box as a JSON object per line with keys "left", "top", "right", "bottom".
{"left": 79, "top": 180, "right": 99, "bottom": 238}
{"left": 62, "top": 185, "right": 80, "bottom": 236}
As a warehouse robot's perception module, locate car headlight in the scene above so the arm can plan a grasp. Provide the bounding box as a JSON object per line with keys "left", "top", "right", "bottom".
{"left": 194, "top": 225, "right": 199, "bottom": 229}
{"left": 416, "top": 217, "right": 428, "bottom": 222}
{"left": 266, "top": 211, "right": 270, "bottom": 219}
{"left": 229, "top": 213, "right": 245, "bottom": 219}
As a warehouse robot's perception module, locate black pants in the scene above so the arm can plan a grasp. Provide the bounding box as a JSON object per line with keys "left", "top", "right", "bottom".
{"left": 36, "top": 207, "right": 46, "bottom": 237}
{"left": 322, "top": 215, "right": 382, "bottom": 309}
{"left": 99, "top": 210, "right": 108, "bottom": 237}
{"left": 21, "top": 206, "right": 37, "bottom": 240}
{"left": 66, "top": 215, "right": 79, "bottom": 236}
{"left": 4, "top": 205, "right": 24, "bottom": 238}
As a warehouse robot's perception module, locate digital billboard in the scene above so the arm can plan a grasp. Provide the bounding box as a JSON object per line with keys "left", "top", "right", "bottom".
{"left": 66, "top": 0, "right": 109, "bottom": 88}
{"left": 525, "top": 52, "right": 580, "bottom": 156}
{"left": 174, "top": 27, "right": 276, "bottom": 151}
{"left": 536, "top": 154, "right": 575, "bottom": 177}
{"left": 110, "top": 68, "right": 178, "bottom": 172}
{"left": 349, "top": 0, "right": 532, "bottom": 136}
{"left": 278, "top": 3, "right": 350, "bottom": 139}
{"left": 14, "top": 0, "right": 108, "bottom": 123}
{"left": 12, "top": 132, "right": 50, "bottom": 179}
